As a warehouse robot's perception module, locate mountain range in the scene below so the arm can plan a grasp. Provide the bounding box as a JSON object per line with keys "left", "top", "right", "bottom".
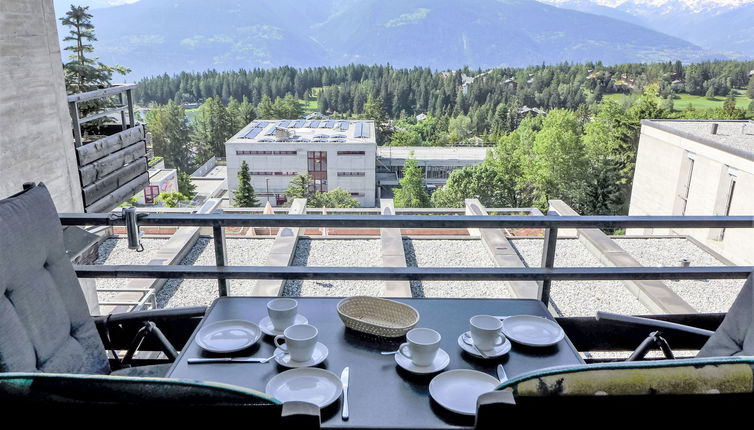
{"left": 537, "top": 0, "right": 754, "bottom": 58}
{"left": 52, "top": 0, "right": 747, "bottom": 79}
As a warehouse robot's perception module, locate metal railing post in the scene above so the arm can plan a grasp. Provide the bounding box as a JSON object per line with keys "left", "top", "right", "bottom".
{"left": 213, "top": 225, "right": 229, "bottom": 296}
{"left": 540, "top": 227, "right": 558, "bottom": 306}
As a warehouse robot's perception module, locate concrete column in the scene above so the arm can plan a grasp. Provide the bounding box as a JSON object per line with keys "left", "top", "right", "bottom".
{"left": 0, "top": 0, "right": 84, "bottom": 212}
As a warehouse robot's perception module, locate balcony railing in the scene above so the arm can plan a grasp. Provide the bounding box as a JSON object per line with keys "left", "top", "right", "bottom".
{"left": 62, "top": 212, "right": 754, "bottom": 308}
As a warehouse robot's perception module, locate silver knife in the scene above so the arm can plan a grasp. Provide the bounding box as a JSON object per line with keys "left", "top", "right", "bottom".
{"left": 187, "top": 357, "right": 271, "bottom": 364}
{"left": 340, "top": 367, "right": 350, "bottom": 420}
{"left": 496, "top": 364, "right": 508, "bottom": 383}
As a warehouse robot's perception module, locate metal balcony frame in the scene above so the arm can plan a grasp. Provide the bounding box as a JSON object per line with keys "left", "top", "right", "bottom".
{"left": 61, "top": 213, "right": 754, "bottom": 307}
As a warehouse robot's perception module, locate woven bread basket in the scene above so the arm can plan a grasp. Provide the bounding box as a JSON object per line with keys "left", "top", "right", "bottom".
{"left": 337, "top": 296, "right": 419, "bottom": 337}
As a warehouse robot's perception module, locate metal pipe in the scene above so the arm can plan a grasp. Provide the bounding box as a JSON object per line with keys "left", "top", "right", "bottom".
{"left": 213, "top": 225, "right": 228, "bottom": 296}
{"left": 122, "top": 206, "right": 142, "bottom": 251}
{"left": 74, "top": 265, "right": 754, "bottom": 281}
{"left": 59, "top": 213, "right": 754, "bottom": 229}
{"left": 540, "top": 227, "right": 558, "bottom": 306}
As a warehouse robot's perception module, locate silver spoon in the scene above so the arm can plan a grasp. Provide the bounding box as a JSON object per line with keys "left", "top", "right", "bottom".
{"left": 380, "top": 350, "right": 398, "bottom": 355}
{"left": 462, "top": 332, "right": 489, "bottom": 358}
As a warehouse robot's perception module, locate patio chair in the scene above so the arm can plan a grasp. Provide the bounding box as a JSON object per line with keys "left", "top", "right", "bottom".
{"left": 0, "top": 183, "right": 320, "bottom": 425}
{"left": 594, "top": 271, "right": 754, "bottom": 360}
{"left": 0, "top": 372, "right": 320, "bottom": 425}
{"left": 475, "top": 356, "right": 754, "bottom": 427}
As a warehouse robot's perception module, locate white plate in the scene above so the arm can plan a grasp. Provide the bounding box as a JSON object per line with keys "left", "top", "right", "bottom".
{"left": 195, "top": 320, "right": 261, "bottom": 353}
{"left": 457, "top": 332, "right": 511, "bottom": 358}
{"left": 395, "top": 348, "right": 450, "bottom": 374}
{"left": 259, "top": 314, "right": 309, "bottom": 336}
{"left": 274, "top": 342, "right": 329, "bottom": 368}
{"left": 265, "top": 367, "right": 343, "bottom": 408}
{"left": 501, "top": 315, "right": 565, "bottom": 347}
{"left": 429, "top": 369, "right": 500, "bottom": 416}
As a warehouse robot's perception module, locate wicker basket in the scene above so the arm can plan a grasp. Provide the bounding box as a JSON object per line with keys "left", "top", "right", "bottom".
{"left": 337, "top": 296, "right": 419, "bottom": 338}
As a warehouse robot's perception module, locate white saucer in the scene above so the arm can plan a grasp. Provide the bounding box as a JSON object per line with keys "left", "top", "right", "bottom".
{"left": 457, "top": 332, "right": 511, "bottom": 358}
{"left": 430, "top": 369, "right": 500, "bottom": 416}
{"left": 259, "top": 314, "right": 309, "bottom": 336}
{"left": 394, "top": 348, "right": 450, "bottom": 374}
{"left": 265, "top": 367, "right": 342, "bottom": 408}
{"left": 195, "top": 320, "right": 261, "bottom": 353}
{"left": 502, "top": 315, "right": 565, "bottom": 347}
{"left": 274, "top": 342, "right": 328, "bottom": 368}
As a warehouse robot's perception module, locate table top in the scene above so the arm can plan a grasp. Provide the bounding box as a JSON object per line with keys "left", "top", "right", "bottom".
{"left": 168, "top": 297, "right": 584, "bottom": 429}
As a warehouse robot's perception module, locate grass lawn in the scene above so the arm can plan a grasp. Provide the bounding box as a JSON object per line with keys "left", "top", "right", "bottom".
{"left": 604, "top": 89, "right": 753, "bottom": 111}
{"left": 300, "top": 98, "right": 318, "bottom": 114}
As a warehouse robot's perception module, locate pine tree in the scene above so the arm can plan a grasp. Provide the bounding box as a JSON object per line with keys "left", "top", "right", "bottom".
{"left": 285, "top": 174, "right": 314, "bottom": 201}
{"left": 147, "top": 100, "right": 195, "bottom": 173}
{"left": 60, "top": 6, "right": 129, "bottom": 94}
{"left": 394, "top": 156, "right": 431, "bottom": 208}
{"left": 234, "top": 161, "right": 259, "bottom": 207}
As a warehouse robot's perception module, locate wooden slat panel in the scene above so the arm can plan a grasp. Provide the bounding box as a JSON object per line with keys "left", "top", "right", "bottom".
{"left": 76, "top": 125, "right": 145, "bottom": 165}
{"left": 85, "top": 172, "right": 149, "bottom": 213}
{"left": 82, "top": 157, "right": 148, "bottom": 205}
{"left": 79, "top": 141, "right": 146, "bottom": 186}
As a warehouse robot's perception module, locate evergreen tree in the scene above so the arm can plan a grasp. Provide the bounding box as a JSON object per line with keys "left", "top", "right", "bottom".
{"left": 309, "top": 188, "right": 360, "bottom": 208}
{"left": 60, "top": 5, "right": 129, "bottom": 95}
{"left": 285, "top": 174, "right": 315, "bottom": 201}
{"left": 178, "top": 172, "right": 197, "bottom": 201}
{"left": 193, "top": 96, "right": 233, "bottom": 161}
{"left": 364, "top": 95, "right": 389, "bottom": 145}
{"left": 234, "top": 161, "right": 259, "bottom": 207}
{"left": 147, "top": 100, "right": 195, "bottom": 173}
{"left": 394, "top": 156, "right": 431, "bottom": 208}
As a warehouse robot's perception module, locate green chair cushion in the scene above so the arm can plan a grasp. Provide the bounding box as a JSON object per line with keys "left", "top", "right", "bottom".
{"left": 497, "top": 356, "right": 754, "bottom": 397}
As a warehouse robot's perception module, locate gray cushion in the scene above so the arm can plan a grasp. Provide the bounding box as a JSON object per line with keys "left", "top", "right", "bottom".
{"left": 0, "top": 184, "right": 109, "bottom": 374}
{"left": 698, "top": 273, "right": 754, "bottom": 357}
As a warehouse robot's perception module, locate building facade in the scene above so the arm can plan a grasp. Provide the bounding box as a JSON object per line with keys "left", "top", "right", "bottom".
{"left": 225, "top": 120, "right": 376, "bottom": 207}
{"left": 628, "top": 120, "right": 754, "bottom": 265}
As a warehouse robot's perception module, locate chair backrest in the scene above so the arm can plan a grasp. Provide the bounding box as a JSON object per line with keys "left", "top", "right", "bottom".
{"left": 0, "top": 372, "right": 319, "bottom": 426}
{"left": 698, "top": 272, "right": 754, "bottom": 357}
{"left": 0, "top": 184, "right": 110, "bottom": 374}
{"left": 476, "top": 356, "right": 754, "bottom": 427}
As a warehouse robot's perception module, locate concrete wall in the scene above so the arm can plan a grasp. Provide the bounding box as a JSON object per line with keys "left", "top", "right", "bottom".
{"left": 628, "top": 124, "right": 754, "bottom": 265}
{"left": 0, "top": 0, "right": 83, "bottom": 211}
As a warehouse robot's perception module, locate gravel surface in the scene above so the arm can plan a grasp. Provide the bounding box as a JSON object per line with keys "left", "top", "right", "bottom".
{"left": 614, "top": 238, "right": 745, "bottom": 313}
{"left": 282, "top": 239, "right": 383, "bottom": 297}
{"left": 158, "top": 238, "right": 274, "bottom": 308}
{"left": 94, "top": 238, "right": 168, "bottom": 303}
{"left": 403, "top": 239, "right": 510, "bottom": 298}
{"left": 509, "top": 238, "right": 649, "bottom": 317}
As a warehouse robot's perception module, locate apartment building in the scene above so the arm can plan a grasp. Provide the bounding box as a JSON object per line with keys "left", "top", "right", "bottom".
{"left": 225, "top": 120, "right": 376, "bottom": 207}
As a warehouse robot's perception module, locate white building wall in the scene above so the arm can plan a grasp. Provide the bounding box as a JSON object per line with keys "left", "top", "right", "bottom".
{"left": 628, "top": 124, "right": 754, "bottom": 265}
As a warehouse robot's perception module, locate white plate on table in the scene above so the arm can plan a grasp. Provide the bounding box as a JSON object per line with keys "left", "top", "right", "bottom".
{"left": 265, "top": 368, "right": 343, "bottom": 408}
{"left": 429, "top": 369, "right": 500, "bottom": 416}
{"left": 395, "top": 348, "right": 450, "bottom": 374}
{"left": 274, "top": 342, "right": 329, "bottom": 368}
{"left": 195, "top": 320, "right": 261, "bottom": 353}
{"left": 501, "top": 315, "right": 564, "bottom": 347}
{"left": 457, "top": 332, "right": 511, "bottom": 358}
{"left": 259, "top": 314, "right": 309, "bottom": 336}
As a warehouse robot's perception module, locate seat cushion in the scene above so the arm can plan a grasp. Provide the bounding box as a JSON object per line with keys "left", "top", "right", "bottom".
{"left": 0, "top": 184, "right": 109, "bottom": 374}
{"left": 111, "top": 364, "right": 172, "bottom": 378}
{"left": 497, "top": 357, "right": 754, "bottom": 397}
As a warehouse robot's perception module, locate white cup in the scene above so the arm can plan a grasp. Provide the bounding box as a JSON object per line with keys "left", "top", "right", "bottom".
{"left": 267, "top": 298, "right": 298, "bottom": 331}
{"left": 470, "top": 315, "right": 505, "bottom": 350}
{"left": 274, "top": 324, "right": 318, "bottom": 362}
{"left": 398, "top": 328, "right": 441, "bottom": 367}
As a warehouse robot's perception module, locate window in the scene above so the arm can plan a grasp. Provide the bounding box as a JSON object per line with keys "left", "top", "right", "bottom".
{"left": 710, "top": 167, "right": 738, "bottom": 241}
{"left": 350, "top": 192, "right": 365, "bottom": 197}
{"left": 674, "top": 152, "right": 695, "bottom": 216}
{"left": 337, "top": 172, "right": 365, "bottom": 177}
{"left": 249, "top": 171, "right": 297, "bottom": 176}
{"left": 337, "top": 151, "right": 365, "bottom": 156}
{"left": 236, "top": 150, "right": 296, "bottom": 155}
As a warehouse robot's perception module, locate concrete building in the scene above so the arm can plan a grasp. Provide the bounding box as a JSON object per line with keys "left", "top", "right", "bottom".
{"left": 376, "top": 146, "right": 488, "bottom": 191}
{"left": 138, "top": 168, "right": 178, "bottom": 204}
{"left": 628, "top": 120, "right": 754, "bottom": 265}
{"left": 0, "top": 0, "right": 83, "bottom": 212}
{"left": 225, "top": 120, "right": 376, "bottom": 207}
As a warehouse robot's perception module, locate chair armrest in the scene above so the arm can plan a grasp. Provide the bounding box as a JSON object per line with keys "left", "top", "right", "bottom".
{"left": 93, "top": 306, "right": 207, "bottom": 326}
{"left": 281, "top": 401, "right": 321, "bottom": 428}
{"left": 596, "top": 312, "right": 714, "bottom": 338}
{"left": 475, "top": 391, "right": 516, "bottom": 430}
